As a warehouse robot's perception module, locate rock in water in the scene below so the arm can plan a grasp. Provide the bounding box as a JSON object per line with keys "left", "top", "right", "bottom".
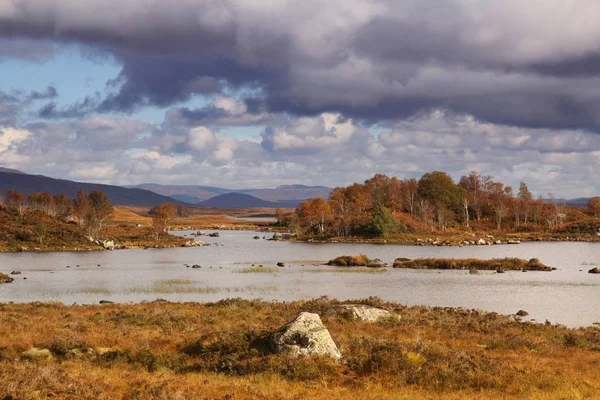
{"left": 588, "top": 267, "right": 600, "bottom": 274}
{"left": 0, "top": 273, "right": 14, "bottom": 284}
{"left": 272, "top": 232, "right": 283, "bottom": 241}
{"left": 268, "top": 312, "right": 342, "bottom": 360}
{"left": 367, "top": 259, "right": 385, "bottom": 268}
{"left": 325, "top": 304, "right": 396, "bottom": 322}
{"left": 516, "top": 310, "right": 529, "bottom": 317}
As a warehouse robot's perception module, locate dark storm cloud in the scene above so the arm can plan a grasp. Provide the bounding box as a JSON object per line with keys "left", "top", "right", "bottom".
{"left": 0, "top": 38, "right": 54, "bottom": 61}
{"left": 3, "top": 0, "right": 600, "bottom": 130}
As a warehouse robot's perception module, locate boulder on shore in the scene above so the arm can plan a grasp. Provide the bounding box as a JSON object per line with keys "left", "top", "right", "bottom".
{"left": 325, "top": 304, "right": 396, "bottom": 322}
{"left": 267, "top": 312, "right": 342, "bottom": 360}
{"left": 516, "top": 310, "right": 529, "bottom": 317}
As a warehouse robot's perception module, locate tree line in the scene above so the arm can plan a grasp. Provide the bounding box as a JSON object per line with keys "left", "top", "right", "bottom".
{"left": 292, "top": 171, "right": 600, "bottom": 237}
{"left": 1, "top": 189, "right": 113, "bottom": 240}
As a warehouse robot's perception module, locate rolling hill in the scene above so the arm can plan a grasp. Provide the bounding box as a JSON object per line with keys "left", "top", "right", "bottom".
{"left": 198, "top": 193, "right": 283, "bottom": 208}
{"left": 0, "top": 171, "right": 179, "bottom": 207}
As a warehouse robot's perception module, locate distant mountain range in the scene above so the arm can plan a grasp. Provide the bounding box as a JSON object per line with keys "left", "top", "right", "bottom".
{"left": 0, "top": 168, "right": 331, "bottom": 208}
{"left": 0, "top": 170, "right": 178, "bottom": 206}
{"left": 133, "top": 183, "right": 332, "bottom": 206}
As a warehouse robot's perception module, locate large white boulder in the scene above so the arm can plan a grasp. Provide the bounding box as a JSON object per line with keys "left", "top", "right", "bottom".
{"left": 268, "top": 312, "right": 342, "bottom": 360}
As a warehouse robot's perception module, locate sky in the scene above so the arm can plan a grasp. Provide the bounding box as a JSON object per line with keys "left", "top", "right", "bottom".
{"left": 0, "top": 0, "right": 599, "bottom": 197}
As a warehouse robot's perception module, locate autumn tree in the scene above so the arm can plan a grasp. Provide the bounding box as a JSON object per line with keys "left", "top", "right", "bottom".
{"left": 74, "top": 189, "right": 91, "bottom": 228}
{"left": 514, "top": 182, "right": 533, "bottom": 228}
{"left": 54, "top": 194, "right": 74, "bottom": 219}
{"left": 459, "top": 171, "right": 491, "bottom": 222}
{"left": 152, "top": 203, "right": 178, "bottom": 241}
{"left": 27, "top": 192, "right": 55, "bottom": 216}
{"left": 488, "top": 182, "right": 513, "bottom": 230}
{"left": 400, "top": 178, "right": 418, "bottom": 217}
{"left": 87, "top": 190, "right": 113, "bottom": 239}
{"left": 296, "top": 197, "right": 332, "bottom": 235}
{"left": 588, "top": 197, "right": 600, "bottom": 218}
{"left": 6, "top": 190, "right": 25, "bottom": 217}
{"left": 418, "top": 171, "right": 464, "bottom": 230}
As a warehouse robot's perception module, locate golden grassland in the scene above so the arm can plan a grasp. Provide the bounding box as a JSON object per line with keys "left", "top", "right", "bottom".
{"left": 114, "top": 206, "right": 281, "bottom": 231}
{"left": 1, "top": 298, "right": 599, "bottom": 399}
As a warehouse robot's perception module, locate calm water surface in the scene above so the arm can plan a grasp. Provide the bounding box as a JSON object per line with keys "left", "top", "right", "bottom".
{"left": 1, "top": 230, "right": 599, "bottom": 327}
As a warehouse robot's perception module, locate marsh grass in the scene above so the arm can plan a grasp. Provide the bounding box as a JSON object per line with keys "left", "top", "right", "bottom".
{"left": 236, "top": 267, "right": 279, "bottom": 274}
{"left": 73, "top": 287, "right": 113, "bottom": 295}
{"left": 307, "top": 268, "right": 387, "bottom": 274}
{"left": 126, "top": 282, "right": 279, "bottom": 294}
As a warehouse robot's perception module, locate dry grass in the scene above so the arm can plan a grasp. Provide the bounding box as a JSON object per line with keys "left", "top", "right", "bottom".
{"left": 112, "top": 206, "right": 280, "bottom": 231}
{"left": 393, "top": 257, "right": 553, "bottom": 271}
{"left": 236, "top": 267, "right": 280, "bottom": 274}
{"left": 126, "top": 282, "right": 279, "bottom": 295}
{"left": 0, "top": 298, "right": 599, "bottom": 399}
{"left": 307, "top": 268, "right": 387, "bottom": 274}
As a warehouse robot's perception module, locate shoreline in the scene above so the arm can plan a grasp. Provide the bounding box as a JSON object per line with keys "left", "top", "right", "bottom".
{"left": 2, "top": 227, "right": 600, "bottom": 253}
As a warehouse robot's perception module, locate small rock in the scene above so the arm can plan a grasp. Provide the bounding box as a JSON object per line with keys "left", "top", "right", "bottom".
{"left": 272, "top": 232, "right": 283, "bottom": 241}
{"left": 253, "top": 236, "right": 260, "bottom": 240}
{"left": 326, "top": 304, "right": 397, "bottom": 322}
{"left": 10, "top": 270, "right": 21, "bottom": 275}
{"left": 192, "top": 264, "right": 201, "bottom": 269}
{"left": 496, "top": 268, "right": 506, "bottom": 274}
{"left": 277, "top": 262, "right": 285, "bottom": 267}
{"left": 99, "top": 300, "right": 114, "bottom": 304}
{"left": 516, "top": 310, "right": 529, "bottom": 317}
{"left": 477, "top": 238, "right": 487, "bottom": 245}
{"left": 21, "top": 348, "right": 53, "bottom": 361}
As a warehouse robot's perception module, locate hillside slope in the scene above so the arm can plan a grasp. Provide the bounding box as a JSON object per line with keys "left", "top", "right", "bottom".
{"left": 0, "top": 172, "right": 178, "bottom": 207}
{"left": 199, "top": 193, "right": 282, "bottom": 208}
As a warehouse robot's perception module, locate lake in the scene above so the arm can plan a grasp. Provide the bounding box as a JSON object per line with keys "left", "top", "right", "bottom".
{"left": 0, "top": 230, "right": 599, "bottom": 327}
